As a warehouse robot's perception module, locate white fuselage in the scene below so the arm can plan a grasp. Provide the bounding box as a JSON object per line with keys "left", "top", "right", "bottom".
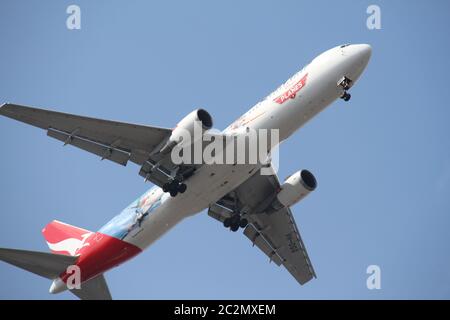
{"left": 111, "top": 44, "right": 372, "bottom": 251}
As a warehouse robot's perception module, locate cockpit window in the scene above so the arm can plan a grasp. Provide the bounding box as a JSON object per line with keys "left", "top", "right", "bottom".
{"left": 340, "top": 44, "right": 350, "bottom": 48}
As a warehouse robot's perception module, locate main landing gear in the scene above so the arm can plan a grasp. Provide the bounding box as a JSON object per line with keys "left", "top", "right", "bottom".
{"left": 223, "top": 215, "right": 248, "bottom": 232}
{"left": 163, "top": 179, "right": 187, "bottom": 197}
{"left": 338, "top": 76, "right": 353, "bottom": 102}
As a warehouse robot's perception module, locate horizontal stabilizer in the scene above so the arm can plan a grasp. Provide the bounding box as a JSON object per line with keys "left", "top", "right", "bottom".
{"left": 0, "top": 247, "right": 78, "bottom": 279}
{"left": 70, "top": 274, "right": 112, "bottom": 300}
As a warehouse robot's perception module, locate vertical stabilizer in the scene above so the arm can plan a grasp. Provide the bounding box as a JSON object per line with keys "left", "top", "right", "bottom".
{"left": 42, "top": 220, "right": 93, "bottom": 256}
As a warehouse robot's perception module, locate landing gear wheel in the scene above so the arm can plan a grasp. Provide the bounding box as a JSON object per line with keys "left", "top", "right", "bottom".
{"left": 230, "top": 223, "right": 239, "bottom": 232}
{"left": 223, "top": 218, "right": 231, "bottom": 228}
{"left": 165, "top": 179, "right": 187, "bottom": 197}
{"left": 178, "top": 183, "right": 187, "bottom": 193}
{"left": 230, "top": 215, "right": 240, "bottom": 225}
{"left": 341, "top": 92, "right": 351, "bottom": 102}
{"left": 239, "top": 218, "right": 248, "bottom": 228}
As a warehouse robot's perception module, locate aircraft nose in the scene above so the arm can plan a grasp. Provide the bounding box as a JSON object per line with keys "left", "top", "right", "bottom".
{"left": 353, "top": 44, "right": 372, "bottom": 65}
{"left": 341, "top": 44, "right": 372, "bottom": 81}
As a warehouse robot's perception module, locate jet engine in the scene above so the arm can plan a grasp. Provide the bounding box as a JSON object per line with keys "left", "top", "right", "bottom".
{"left": 275, "top": 169, "right": 317, "bottom": 208}
{"left": 160, "top": 109, "right": 213, "bottom": 153}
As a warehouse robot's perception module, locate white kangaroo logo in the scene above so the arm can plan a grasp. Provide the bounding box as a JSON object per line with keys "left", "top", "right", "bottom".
{"left": 47, "top": 233, "right": 92, "bottom": 256}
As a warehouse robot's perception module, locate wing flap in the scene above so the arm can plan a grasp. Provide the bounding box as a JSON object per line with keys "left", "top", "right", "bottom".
{"left": 207, "top": 203, "right": 233, "bottom": 223}
{"left": 138, "top": 159, "right": 173, "bottom": 185}
{"left": 243, "top": 224, "right": 283, "bottom": 266}
{"left": 47, "top": 128, "right": 130, "bottom": 166}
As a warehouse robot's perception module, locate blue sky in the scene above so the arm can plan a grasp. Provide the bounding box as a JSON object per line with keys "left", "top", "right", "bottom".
{"left": 0, "top": 0, "right": 449, "bottom": 299}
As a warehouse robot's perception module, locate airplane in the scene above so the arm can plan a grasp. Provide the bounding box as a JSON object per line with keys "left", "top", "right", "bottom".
{"left": 0, "top": 43, "right": 371, "bottom": 299}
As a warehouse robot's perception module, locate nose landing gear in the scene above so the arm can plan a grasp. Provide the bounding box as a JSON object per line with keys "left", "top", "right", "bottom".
{"left": 340, "top": 91, "right": 351, "bottom": 101}
{"left": 338, "top": 76, "right": 353, "bottom": 102}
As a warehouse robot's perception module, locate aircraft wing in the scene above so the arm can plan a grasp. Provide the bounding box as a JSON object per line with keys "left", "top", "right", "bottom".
{"left": 208, "top": 166, "right": 316, "bottom": 285}
{"left": 0, "top": 103, "right": 194, "bottom": 187}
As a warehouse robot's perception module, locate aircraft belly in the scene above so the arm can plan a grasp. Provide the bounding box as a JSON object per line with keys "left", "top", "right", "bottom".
{"left": 124, "top": 163, "right": 260, "bottom": 250}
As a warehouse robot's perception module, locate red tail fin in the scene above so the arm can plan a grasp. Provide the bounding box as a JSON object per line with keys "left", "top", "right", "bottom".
{"left": 42, "top": 220, "right": 93, "bottom": 256}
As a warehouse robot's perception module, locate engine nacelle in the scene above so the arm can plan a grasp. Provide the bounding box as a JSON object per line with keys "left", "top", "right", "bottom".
{"left": 276, "top": 169, "right": 317, "bottom": 207}
{"left": 161, "top": 109, "right": 213, "bottom": 153}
